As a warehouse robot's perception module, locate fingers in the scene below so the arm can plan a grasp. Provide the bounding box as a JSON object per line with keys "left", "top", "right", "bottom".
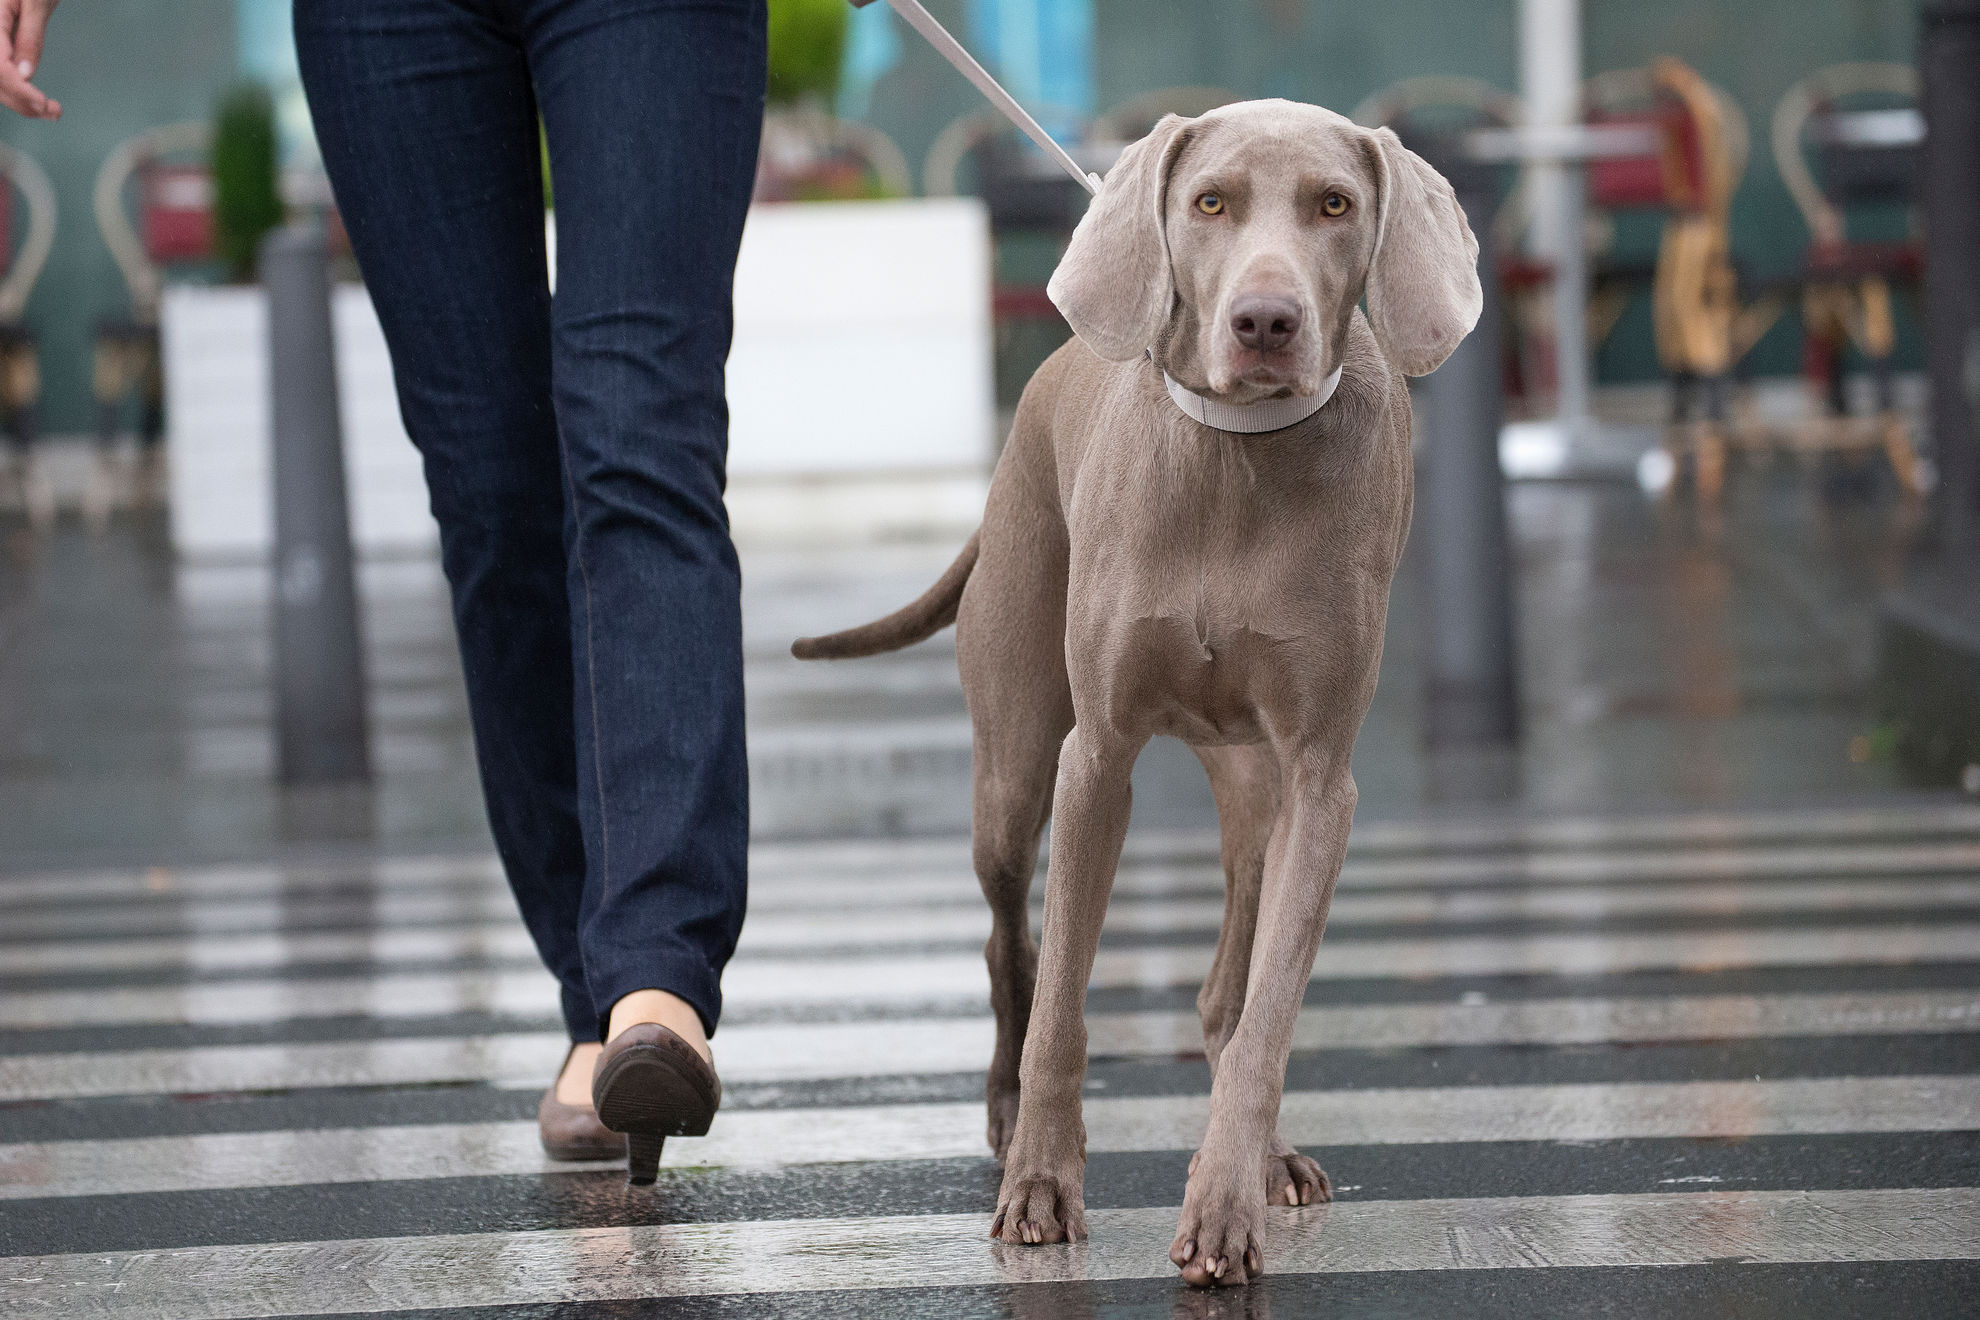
{"left": 0, "top": 0, "right": 59, "bottom": 119}
{"left": 0, "top": 64, "right": 52, "bottom": 120}
{"left": 12, "top": 0, "right": 53, "bottom": 75}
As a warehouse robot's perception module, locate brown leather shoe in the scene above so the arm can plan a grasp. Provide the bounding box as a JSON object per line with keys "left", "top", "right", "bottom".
{"left": 591, "top": 1022, "right": 721, "bottom": 1185}
{"left": 537, "top": 1048, "right": 626, "bottom": 1162}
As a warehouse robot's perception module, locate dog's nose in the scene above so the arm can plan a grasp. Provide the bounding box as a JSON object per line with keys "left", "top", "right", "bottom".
{"left": 1230, "top": 296, "right": 1303, "bottom": 352}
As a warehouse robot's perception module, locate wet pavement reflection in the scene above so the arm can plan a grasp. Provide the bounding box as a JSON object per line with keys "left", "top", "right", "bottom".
{"left": 1, "top": 478, "right": 1976, "bottom": 1314}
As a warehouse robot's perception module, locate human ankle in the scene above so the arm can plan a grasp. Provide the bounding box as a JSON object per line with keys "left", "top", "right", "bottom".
{"left": 607, "top": 989, "right": 711, "bottom": 1062}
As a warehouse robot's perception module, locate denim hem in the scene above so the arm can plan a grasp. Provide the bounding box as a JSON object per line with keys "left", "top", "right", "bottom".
{"left": 559, "top": 982, "right": 601, "bottom": 1044}
{"left": 587, "top": 956, "right": 724, "bottom": 1043}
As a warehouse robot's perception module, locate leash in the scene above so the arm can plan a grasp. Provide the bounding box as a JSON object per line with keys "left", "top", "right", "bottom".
{"left": 852, "top": 0, "right": 1100, "bottom": 196}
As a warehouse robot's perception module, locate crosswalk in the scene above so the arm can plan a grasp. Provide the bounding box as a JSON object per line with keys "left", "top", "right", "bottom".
{"left": 2, "top": 804, "right": 1978, "bottom": 1315}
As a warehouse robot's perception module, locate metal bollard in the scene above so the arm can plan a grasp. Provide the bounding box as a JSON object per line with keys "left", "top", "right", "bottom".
{"left": 1415, "top": 159, "right": 1520, "bottom": 747}
{"left": 1922, "top": 0, "right": 1980, "bottom": 545}
{"left": 264, "top": 224, "right": 372, "bottom": 785}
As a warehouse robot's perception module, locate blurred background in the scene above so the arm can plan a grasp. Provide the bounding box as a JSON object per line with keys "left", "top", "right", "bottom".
{"left": 0, "top": 0, "right": 1975, "bottom": 869}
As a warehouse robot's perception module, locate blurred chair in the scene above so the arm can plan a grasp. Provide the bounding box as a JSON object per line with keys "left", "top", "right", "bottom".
{"left": 756, "top": 108, "right": 912, "bottom": 202}
{"left": 1771, "top": 61, "right": 1925, "bottom": 497}
{"left": 924, "top": 102, "right": 1095, "bottom": 400}
{"left": 1352, "top": 77, "right": 1531, "bottom": 399}
{"left": 92, "top": 120, "right": 211, "bottom": 526}
{"left": 1350, "top": 75, "right": 1526, "bottom": 243}
{"left": 924, "top": 103, "right": 1094, "bottom": 222}
{"left": 1579, "top": 59, "right": 1753, "bottom": 499}
{"left": 1091, "top": 85, "right": 1236, "bottom": 143}
{"left": 0, "top": 142, "right": 56, "bottom": 530}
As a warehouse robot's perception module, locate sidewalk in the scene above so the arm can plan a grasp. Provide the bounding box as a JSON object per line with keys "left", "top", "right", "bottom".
{"left": 0, "top": 468, "right": 1938, "bottom": 869}
{"left": 4, "top": 463, "right": 1977, "bottom": 1316}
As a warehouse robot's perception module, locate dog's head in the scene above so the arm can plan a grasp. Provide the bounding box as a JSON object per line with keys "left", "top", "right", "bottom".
{"left": 1048, "top": 99, "right": 1481, "bottom": 399}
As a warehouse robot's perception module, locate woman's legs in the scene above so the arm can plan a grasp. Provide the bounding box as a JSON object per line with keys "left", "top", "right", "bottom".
{"left": 295, "top": 0, "right": 595, "bottom": 1041}
{"left": 297, "top": 0, "right": 764, "bottom": 1062}
{"left": 524, "top": 0, "right": 765, "bottom": 1044}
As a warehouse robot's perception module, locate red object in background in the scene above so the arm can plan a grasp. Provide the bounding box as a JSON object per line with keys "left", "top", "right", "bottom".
{"left": 1587, "top": 111, "right": 1669, "bottom": 208}
{"left": 141, "top": 163, "right": 213, "bottom": 263}
{"left": 1586, "top": 102, "right": 1705, "bottom": 212}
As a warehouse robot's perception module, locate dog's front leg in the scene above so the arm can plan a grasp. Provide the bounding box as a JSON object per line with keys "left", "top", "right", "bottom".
{"left": 992, "top": 723, "right": 1140, "bottom": 1245}
{"left": 1171, "top": 758, "right": 1355, "bottom": 1287}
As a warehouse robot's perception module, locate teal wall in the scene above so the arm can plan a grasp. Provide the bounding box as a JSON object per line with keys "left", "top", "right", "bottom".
{"left": 0, "top": 0, "right": 1931, "bottom": 432}
{"left": 856, "top": 0, "right": 1928, "bottom": 383}
{"left": 0, "top": 2, "right": 237, "bottom": 435}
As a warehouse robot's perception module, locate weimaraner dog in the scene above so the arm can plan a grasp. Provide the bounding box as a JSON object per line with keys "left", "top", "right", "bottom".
{"left": 793, "top": 99, "right": 1480, "bottom": 1287}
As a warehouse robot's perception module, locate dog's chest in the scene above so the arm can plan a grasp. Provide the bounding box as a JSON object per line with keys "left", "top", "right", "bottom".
{"left": 1063, "top": 447, "right": 1374, "bottom": 744}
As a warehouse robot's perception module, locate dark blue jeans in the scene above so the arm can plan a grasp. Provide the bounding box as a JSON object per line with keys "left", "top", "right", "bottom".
{"left": 295, "top": 0, "right": 764, "bottom": 1042}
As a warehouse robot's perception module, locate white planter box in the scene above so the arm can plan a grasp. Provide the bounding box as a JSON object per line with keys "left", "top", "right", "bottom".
{"left": 162, "top": 283, "right": 436, "bottom": 560}
{"left": 164, "top": 197, "right": 993, "bottom": 557}
{"left": 727, "top": 197, "right": 994, "bottom": 475}
{"left": 551, "top": 197, "right": 995, "bottom": 477}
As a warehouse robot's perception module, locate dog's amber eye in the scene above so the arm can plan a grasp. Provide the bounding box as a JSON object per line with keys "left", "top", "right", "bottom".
{"left": 1196, "top": 192, "right": 1224, "bottom": 215}
{"left": 1321, "top": 192, "right": 1350, "bottom": 217}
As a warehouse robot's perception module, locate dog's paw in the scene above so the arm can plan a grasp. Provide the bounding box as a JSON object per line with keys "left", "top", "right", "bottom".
{"left": 1171, "top": 1159, "right": 1266, "bottom": 1288}
{"left": 1190, "top": 1139, "right": 1328, "bottom": 1208}
{"left": 991, "top": 1165, "right": 1088, "bottom": 1245}
{"left": 1266, "top": 1139, "right": 1330, "bottom": 1207}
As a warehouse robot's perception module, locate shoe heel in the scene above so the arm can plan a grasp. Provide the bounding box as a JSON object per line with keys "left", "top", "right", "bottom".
{"left": 628, "top": 1131, "right": 664, "bottom": 1186}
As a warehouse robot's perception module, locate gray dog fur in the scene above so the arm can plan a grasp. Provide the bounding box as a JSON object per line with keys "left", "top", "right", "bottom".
{"left": 792, "top": 99, "right": 1481, "bottom": 1287}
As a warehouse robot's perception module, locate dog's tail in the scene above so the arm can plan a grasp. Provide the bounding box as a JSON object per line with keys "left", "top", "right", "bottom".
{"left": 791, "top": 531, "right": 981, "bottom": 660}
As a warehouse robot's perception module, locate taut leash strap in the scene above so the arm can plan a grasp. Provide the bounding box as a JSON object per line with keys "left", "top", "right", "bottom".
{"left": 852, "top": 0, "right": 1100, "bottom": 196}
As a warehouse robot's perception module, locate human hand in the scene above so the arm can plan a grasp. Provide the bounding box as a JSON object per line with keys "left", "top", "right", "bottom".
{"left": 0, "top": 0, "right": 59, "bottom": 120}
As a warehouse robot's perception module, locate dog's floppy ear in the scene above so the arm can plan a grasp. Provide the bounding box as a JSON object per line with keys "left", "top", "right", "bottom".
{"left": 1048, "top": 114, "right": 1193, "bottom": 361}
{"left": 1363, "top": 126, "right": 1483, "bottom": 377}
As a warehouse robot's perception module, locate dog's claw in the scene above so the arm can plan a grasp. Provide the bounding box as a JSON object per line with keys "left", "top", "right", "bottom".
{"left": 1268, "top": 1145, "right": 1330, "bottom": 1208}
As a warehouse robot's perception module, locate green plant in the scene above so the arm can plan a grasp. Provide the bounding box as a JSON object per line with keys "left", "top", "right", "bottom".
{"left": 211, "top": 82, "right": 283, "bottom": 283}
{"left": 767, "top": 0, "right": 848, "bottom": 107}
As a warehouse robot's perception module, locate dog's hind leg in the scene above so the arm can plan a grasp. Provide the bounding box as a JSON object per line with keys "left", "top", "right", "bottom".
{"left": 969, "top": 712, "right": 1066, "bottom": 1162}
{"left": 957, "top": 496, "right": 1072, "bottom": 1163}
{"left": 1191, "top": 744, "right": 1329, "bottom": 1210}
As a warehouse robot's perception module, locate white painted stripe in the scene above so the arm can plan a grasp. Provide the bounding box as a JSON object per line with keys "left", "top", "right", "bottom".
{"left": 3, "top": 923, "right": 1975, "bottom": 1012}
{"left": 747, "top": 863, "right": 1980, "bottom": 908}
{"left": 13, "top": 1185, "right": 1980, "bottom": 1316}
{"left": 727, "top": 925, "right": 1980, "bottom": 1008}
{"left": 1382, "top": 802, "right": 1980, "bottom": 847}
{"left": 13, "top": 881, "right": 1980, "bottom": 978}
{"left": 1130, "top": 800, "right": 1980, "bottom": 855}
{"left": 1, "top": 890, "right": 529, "bottom": 940}
{"left": 1318, "top": 842, "right": 1980, "bottom": 889}
{"left": 17, "top": 1186, "right": 1968, "bottom": 1315}
{"left": 13, "top": 874, "right": 1980, "bottom": 943}
{"left": 7, "top": 990, "right": 1975, "bottom": 1101}
{"left": 0, "top": 969, "right": 566, "bottom": 1031}
{"left": 3, "top": 1074, "right": 1973, "bottom": 1200}
{"left": 5, "top": 827, "right": 1974, "bottom": 911}
{"left": 0, "top": 926, "right": 544, "bottom": 976}
{"left": 0, "top": 855, "right": 509, "bottom": 907}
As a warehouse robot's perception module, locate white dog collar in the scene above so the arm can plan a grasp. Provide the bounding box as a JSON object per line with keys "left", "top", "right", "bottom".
{"left": 1160, "top": 362, "right": 1344, "bottom": 434}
